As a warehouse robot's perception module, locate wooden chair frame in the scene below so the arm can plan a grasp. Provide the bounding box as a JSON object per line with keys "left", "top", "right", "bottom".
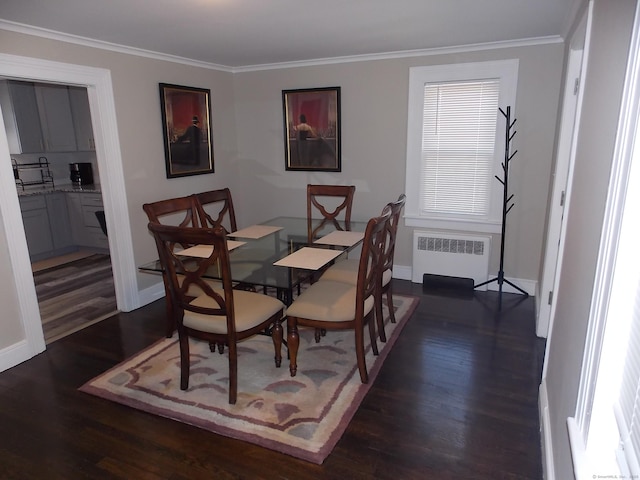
{"left": 148, "top": 223, "right": 284, "bottom": 404}
{"left": 286, "top": 207, "right": 390, "bottom": 383}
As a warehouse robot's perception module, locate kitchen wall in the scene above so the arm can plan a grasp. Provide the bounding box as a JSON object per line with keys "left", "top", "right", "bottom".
{"left": 12, "top": 151, "right": 98, "bottom": 187}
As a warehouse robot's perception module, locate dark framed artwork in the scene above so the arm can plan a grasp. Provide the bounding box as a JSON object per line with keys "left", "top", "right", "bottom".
{"left": 282, "top": 86, "right": 341, "bottom": 172}
{"left": 159, "top": 83, "right": 214, "bottom": 178}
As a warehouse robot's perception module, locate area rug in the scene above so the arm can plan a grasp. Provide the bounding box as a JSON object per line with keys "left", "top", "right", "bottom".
{"left": 80, "top": 294, "right": 419, "bottom": 464}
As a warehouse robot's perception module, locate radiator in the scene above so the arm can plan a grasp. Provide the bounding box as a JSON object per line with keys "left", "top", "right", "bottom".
{"left": 412, "top": 231, "right": 491, "bottom": 289}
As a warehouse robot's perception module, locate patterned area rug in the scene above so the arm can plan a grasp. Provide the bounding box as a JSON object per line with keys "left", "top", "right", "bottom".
{"left": 80, "top": 294, "right": 419, "bottom": 464}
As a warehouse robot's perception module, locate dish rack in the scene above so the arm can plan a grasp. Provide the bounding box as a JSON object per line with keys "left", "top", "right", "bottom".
{"left": 13, "top": 156, "right": 54, "bottom": 191}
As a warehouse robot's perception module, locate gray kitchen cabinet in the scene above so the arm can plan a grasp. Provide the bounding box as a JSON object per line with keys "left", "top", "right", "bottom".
{"left": 68, "top": 86, "right": 95, "bottom": 151}
{"left": 0, "top": 80, "right": 80, "bottom": 154}
{"left": 0, "top": 80, "right": 45, "bottom": 153}
{"left": 66, "top": 192, "right": 108, "bottom": 250}
{"left": 45, "top": 192, "right": 73, "bottom": 250}
{"left": 19, "top": 195, "right": 54, "bottom": 259}
{"left": 35, "top": 83, "right": 77, "bottom": 152}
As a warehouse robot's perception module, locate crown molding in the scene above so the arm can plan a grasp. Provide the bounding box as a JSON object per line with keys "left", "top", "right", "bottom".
{"left": 0, "top": 19, "right": 563, "bottom": 74}
{"left": 0, "top": 20, "right": 233, "bottom": 72}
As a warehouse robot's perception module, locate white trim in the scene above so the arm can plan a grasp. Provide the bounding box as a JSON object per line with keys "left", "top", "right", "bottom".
{"left": 0, "top": 19, "right": 562, "bottom": 73}
{"left": 0, "top": 340, "right": 34, "bottom": 373}
{"left": 539, "top": 379, "right": 556, "bottom": 480}
{"left": 404, "top": 215, "right": 502, "bottom": 234}
{"left": 537, "top": 44, "right": 585, "bottom": 339}
{"left": 137, "top": 282, "right": 166, "bottom": 309}
{"left": 404, "top": 59, "right": 519, "bottom": 232}
{"left": 0, "top": 20, "right": 232, "bottom": 73}
{"left": 567, "top": 416, "right": 588, "bottom": 480}
{"left": 0, "top": 53, "right": 139, "bottom": 371}
{"left": 541, "top": 1, "right": 594, "bottom": 379}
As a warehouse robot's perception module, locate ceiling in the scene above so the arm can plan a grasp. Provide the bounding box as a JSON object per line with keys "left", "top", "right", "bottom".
{"left": 0, "top": 0, "right": 581, "bottom": 69}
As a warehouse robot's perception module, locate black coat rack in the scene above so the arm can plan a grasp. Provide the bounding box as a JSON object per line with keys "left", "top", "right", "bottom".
{"left": 474, "top": 106, "right": 528, "bottom": 305}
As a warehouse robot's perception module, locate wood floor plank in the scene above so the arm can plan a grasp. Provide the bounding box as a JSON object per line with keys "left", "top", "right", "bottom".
{"left": 33, "top": 254, "right": 118, "bottom": 343}
{"left": 0, "top": 280, "right": 545, "bottom": 479}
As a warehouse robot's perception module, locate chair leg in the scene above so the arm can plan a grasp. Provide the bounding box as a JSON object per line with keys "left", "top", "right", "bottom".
{"left": 386, "top": 288, "right": 397, "bottom": 324}
{"left": 178, "top": 329, "right": 190, "bottom": 391}
{"left": 228, "top": 342, "right": 238, "bottom": 404}
{"left": 354, "top": 325, "right": 369, "bottom": 383}
{"left": 368, "top": 313, "right": 379, "bottom": 356}
{"left": 375, "top": 289, "right": 387, "bottom": 343}
{"left": 287, "top": 317, "right": 299, "bottom": 377}
{"left": 272, "top": 318, "right": 283, "bottom": 368}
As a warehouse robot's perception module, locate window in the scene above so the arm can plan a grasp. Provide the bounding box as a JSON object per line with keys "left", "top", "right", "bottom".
{"left": 404, "top": 60, "right": 519, "bottom": 233}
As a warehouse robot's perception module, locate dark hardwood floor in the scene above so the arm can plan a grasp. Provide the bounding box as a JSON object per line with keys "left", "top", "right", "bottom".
{"left": 0, "top": 280, "right": 545, "bottom": 479}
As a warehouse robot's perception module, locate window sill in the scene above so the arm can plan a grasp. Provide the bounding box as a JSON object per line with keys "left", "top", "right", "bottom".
{"left": 404, "top": 215, "right": 502, "bottom": 234}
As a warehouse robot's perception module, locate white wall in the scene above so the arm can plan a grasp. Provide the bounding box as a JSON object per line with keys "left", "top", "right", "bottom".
{"left": 232, "top": 44, "right": 565, "bottom": 283}
{"left": 0, "top": 28, "right": 564, "bottom": 362}
{"left": 542, "top": 1, "right": 637, "bottom": 478}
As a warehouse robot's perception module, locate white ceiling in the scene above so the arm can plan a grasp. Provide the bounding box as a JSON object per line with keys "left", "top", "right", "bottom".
{"left": 0, "top": 0, "right": 581, "bottom": 69}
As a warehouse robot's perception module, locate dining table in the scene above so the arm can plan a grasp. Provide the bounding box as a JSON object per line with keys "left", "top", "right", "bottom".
{"left": 139, "top": 216, "right": 367, "bottom": 305}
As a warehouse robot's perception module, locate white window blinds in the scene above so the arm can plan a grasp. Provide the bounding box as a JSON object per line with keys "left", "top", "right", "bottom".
{"left": 615, "top": 276, "right": 640, "bottom": 475}
{"left": 420, "top": 80, "right": 499, "bottom": 217}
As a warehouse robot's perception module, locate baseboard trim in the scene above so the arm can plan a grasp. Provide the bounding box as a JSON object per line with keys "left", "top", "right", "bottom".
{"left": 0, "top": 339, "right": 32, "bottom": 374}
{"left": 539, "top": 379, "right": 555, "bottom": 480}
{"left": 138, "top": 282, "right": 165, "bottom": 308}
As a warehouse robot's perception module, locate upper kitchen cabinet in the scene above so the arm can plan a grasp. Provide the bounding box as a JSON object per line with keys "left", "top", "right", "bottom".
{"left": 0, "top": 80, "right": 45, "bottom": 153}
{"left": 34, "top": 82, "right": 77, "bottom": 152}
{"left": 68, "top": 86, "right": 95, "bottom": 151}
{"left": 0, "top": 80, "right": 81, "bottom": 153}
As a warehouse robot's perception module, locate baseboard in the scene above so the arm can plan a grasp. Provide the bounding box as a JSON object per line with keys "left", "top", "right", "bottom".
{"left": 0, "top": 339, "right": 32, "bottom": 374}
{"left": 137, "top": 282, "right": 165, "bottom": 308}
{"left": 393, "top": 265, "right": 412, "bottom": 281}
{"left": 539, "top": 379, "right": 555, "bottom": 480}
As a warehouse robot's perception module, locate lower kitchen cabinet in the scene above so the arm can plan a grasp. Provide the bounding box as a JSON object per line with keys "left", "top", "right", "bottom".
{"left": 19, "top": 195, "right": 54, "bottom": 259}
{"left": 66, "top": 192, "right": 108, "bottom": 249}
{"left": 19, "top": 190, "right": 107, "bottom": 262}
{"left": 45, "top": 192, "right": 73, "bottom": 250}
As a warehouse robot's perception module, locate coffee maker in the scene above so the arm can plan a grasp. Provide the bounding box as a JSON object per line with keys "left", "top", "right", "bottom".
{"left": 69, "top": 162, "right": 94, "bottom": 186}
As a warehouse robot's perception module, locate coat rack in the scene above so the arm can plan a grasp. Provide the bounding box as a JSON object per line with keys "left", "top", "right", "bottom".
{"left": 474, "top": 106, "right": 528, "bottom": 306}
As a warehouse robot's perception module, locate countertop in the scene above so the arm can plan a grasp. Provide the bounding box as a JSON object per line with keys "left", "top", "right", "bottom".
{"left": 17, "top": 184, "right": 102, "bottom": 197}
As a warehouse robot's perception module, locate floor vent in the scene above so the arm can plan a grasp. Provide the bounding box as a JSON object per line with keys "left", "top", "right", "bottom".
{"left": 412, "top": 231, "right": 491, "bottom": 289}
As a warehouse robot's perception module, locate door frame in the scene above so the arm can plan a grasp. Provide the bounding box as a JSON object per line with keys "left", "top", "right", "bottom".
{"left": 0, "top": 53, "right": 138, "bottom": 370}
{"left": 537, "top": 11, "right": 590, "bottom": 339}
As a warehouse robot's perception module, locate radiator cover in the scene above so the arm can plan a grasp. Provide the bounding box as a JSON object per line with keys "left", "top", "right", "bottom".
{"left": 412, "top": 231, "right": 491, "bottom": 289}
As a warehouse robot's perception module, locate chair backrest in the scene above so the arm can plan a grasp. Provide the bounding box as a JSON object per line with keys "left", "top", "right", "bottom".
{"left": 307, "top": 184, "right": 356, "bottom": 241}
{"left": 380, "top": 194, "right": 406, "bottom": 273}
{"left": 147, "top": 222, "right": 237, "bottom": 333}
{"left": 356, "top": 206, "right": 392, "bottom": 317}
{"left": 194, "top": 188, "right": 237, "bottom": 234}
{"left": 142, "top": 195, "right": 201, "bottom": 228}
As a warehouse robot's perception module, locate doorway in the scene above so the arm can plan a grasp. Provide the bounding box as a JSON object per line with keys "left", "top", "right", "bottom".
{"left": 0, "top": 53, "right": 138, "bottom": 371}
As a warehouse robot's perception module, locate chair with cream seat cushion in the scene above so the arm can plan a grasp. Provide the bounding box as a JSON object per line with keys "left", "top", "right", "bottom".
{"left": 320, "top": 194, "right": 406, "bottom": 342}
{"left": 285, "top": 207, "right": 390, "bottom": 383}
{"left": 143, "top": 195, "right": 210, "bottom": 337}
{"left": 194, "top": 188, "right": 237, "bottom": 234}
{"left": 307, "top": 184, "right": 356, "bottom": 242}
{"left": 147, "top": 222, "right": 285, "bottom": 405}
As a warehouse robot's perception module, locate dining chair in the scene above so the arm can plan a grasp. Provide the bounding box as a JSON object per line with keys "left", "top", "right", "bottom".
{"left": 194, "top": 188, "right": 238, "bottom": 234}
{"left": 147, "top": 222, "right": 285, "bottom": 404}
{"left": 285, "top": 207, "right": 391, "bottom": 383}
{"left": 319, "top": 194, "right": 406, "bottom": 342}
{"left": 307, "top": 184, "right": 356, "bottom": 242}
{"left": 143, "top": 195, "right": 207, "bottom": 337}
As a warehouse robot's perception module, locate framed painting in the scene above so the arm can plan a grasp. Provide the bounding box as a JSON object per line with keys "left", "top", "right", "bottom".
{"left": 159, "top": 83, "right": 214, "bottom": 178}
{"left": 282, "top": 86, "right": 341, "bottom": 172}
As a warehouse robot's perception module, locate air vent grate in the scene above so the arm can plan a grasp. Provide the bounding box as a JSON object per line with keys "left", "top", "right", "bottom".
{"left": 417, "top": 236, "right": 485, "bottom": 256}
